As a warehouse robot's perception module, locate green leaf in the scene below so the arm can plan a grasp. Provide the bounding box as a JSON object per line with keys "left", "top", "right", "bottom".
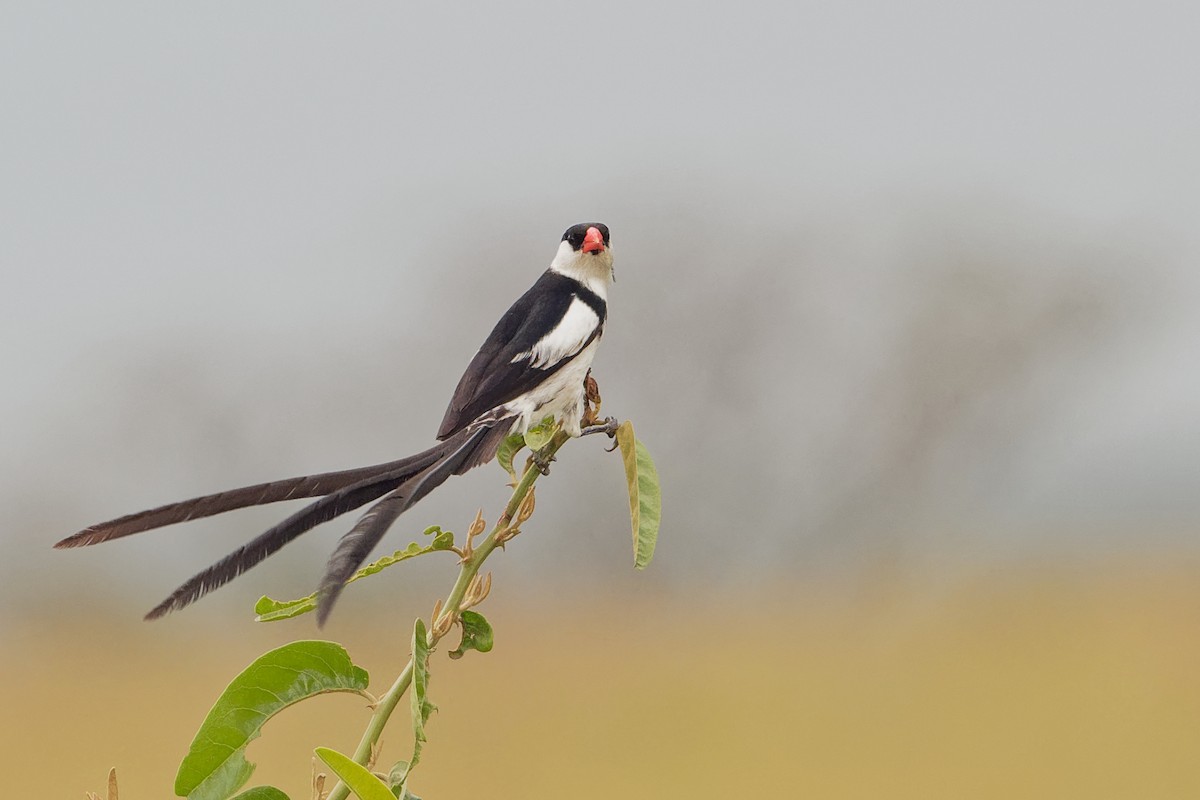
{"left": 230, "top": 788, "right": 291, "bottom": 800}
{"left": 448, "top": 610, "right": 494, "bottom": 660}
{"left": 523, "top": 415, "right": 557, "bottom": 452}
{"left": 395, "top": 619, "right": 435, "bottom": 793}
{"left": 255, "top": 529, "right": 455, "bottom": 622}
{"left": 387, "top": 762, "right": 408, "bottom": 797}
{"left": 615, "top": 421, "right": 662, "bottom": 570}
{"left": 496, "top": 432, "right": 525, "bottom": 479}
{"left": 314, "top": 747, "right": 395, "bottom": 800}
{"left": 174, "top": 641, "right": 369, "bottom": 800}
{"left": 385, "top": 762, "right": 424, "bottom": 798}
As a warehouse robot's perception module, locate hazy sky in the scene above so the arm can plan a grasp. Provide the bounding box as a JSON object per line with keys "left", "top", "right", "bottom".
{"left": 4, "top": 2, "right": 1199, "bottom": 622}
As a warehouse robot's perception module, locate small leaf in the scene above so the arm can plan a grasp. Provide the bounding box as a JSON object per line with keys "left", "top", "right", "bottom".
{"left": 523, "top": 415, "right": 557, "bottom": 452}
{"left": 429, "top": 529, "right": 455, "bottom": 550}
{"left": 448, "top": 610, "right": 494, "bottom": 660}
{"left": 314, "top": 747, "right": 394, "bottom": 800}
{"left": 395, "top": 619, "right": 435, "bottom": 793}
{"left": 615, "top": 421, "right": 662, "bottom": 570}
{"left": 387, "top": 761, "right": 408, "bottom": 794}
{"left": 496, "top": 433, "right": 525, "bottom": 478}
{"left": 385, "top": 762, "right": 424, "bottom": 798}
{"left": 230, "top": 788, "right": 291, "bottom": 800}
{"left": 255, "top": 533, "right": 455, "bottom": 622}
{"left": 175, "top": 641, "right": 369, "bottom": 800}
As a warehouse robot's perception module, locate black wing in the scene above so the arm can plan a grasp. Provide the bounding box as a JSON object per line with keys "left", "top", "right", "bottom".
{"left": 437, "top": 271, "right": 604, "bottom": 439}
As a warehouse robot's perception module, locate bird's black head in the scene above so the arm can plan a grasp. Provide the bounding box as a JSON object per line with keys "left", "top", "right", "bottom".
{"left": 562, "top": 222, "right": 610, "bottom": 254}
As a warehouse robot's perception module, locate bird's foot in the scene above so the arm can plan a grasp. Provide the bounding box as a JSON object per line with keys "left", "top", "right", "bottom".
{"left": 530, "top": 447, "right": 557, "bottom": 475}
{"left": 581, "top": 416, "right": 619, "bottom": 438}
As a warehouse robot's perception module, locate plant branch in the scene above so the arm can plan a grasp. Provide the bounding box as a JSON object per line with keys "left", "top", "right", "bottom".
{"left": 325, "top": 429, "right": 572, "bottom": 800}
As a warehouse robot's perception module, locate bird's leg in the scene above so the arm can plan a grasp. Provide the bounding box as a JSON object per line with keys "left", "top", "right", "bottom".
{"left": 581, "top": 416, "right": 619, "bottom": 438}
{"left": 529, "top": 445, "right": 556, "bottom": 476}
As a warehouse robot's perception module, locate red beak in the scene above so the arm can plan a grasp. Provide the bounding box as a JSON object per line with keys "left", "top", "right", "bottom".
{"left": 582, "top": 226, "right": 605, "bottom": 253}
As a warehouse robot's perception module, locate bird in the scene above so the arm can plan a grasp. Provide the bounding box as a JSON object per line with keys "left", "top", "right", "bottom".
{"left": 56, "top": 222, "right": 617, "bottom": 625}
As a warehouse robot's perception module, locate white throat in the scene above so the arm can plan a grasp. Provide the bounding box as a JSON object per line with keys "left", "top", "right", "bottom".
{"left": 548, "top": 240, "right": 613, "bottom": 299}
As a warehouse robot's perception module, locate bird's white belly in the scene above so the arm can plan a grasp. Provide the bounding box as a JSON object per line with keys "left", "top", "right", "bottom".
{"left": 504, "top": 338, "right": 600, "bottom": 437}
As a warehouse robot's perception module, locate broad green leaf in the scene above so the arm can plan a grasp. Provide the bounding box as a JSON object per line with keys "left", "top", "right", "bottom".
{"left": 255, "top": 528, "right": 455, "bottom": 622}
{"left": 314, "top": 747, "right": 394, "bottom": 800}
{"left": 175, "top": 641, "right": 369, "bottom": 800}
{"left": 615, "top": 421, "right": 661, "bottom": 570}
{"left": 396, "top": 619, "right": 435, "bottom": 793}
{"left": 230, "top": 788, "right": 290, "bottom": 800}
{"left": 449, "top": 610, "right": 494, "bottom": 660}
{"left": 523, "top": 415, "right": 557, "bottom": 452}
{"left": 496, "top": 433, "right": 525, "bottom": 478}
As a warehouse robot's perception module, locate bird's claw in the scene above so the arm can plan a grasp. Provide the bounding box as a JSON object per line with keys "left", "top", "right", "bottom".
{"left": 530, "top": 449, "right": 556, "bottom": 475}
{"left": 581, "top": 416, "right": 619, "bottom": 438}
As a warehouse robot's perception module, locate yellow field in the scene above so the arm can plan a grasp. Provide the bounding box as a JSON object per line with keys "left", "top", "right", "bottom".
{"left": 8, "top": 562, "right": 1199, "bottom": 799}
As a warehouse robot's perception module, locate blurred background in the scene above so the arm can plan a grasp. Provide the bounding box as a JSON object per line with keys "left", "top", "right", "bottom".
{"left": 4, "top": 2, "right": 1200, "bottom": 797}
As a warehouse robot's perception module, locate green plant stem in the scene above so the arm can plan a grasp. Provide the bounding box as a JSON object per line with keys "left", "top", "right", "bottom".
{"left": 326, "top": 430, "right": 570, "bottom": 800}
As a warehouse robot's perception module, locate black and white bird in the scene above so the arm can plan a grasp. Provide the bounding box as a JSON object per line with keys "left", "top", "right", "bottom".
{"left": 57, "top": 222, "right": 616, "bottom": 624}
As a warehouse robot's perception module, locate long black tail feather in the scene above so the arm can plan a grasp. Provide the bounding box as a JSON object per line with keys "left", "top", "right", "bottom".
{"left": 56, "top": 453, "right": 449, "bottom": 549}
{"left": 315, "top": 420, "right": 511, "bottom": 625}
{"left": 141, "top": 430, "right": 485, "bottom": 620}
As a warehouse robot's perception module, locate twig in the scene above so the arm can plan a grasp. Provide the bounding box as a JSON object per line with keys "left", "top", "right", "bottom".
{"left": 325, "top": 429, "right": 572, "bottom": 800}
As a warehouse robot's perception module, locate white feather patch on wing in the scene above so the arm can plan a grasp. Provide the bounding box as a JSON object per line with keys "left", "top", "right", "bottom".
{"left": 511, "top": 296, "right": 600, "bottom": 368}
